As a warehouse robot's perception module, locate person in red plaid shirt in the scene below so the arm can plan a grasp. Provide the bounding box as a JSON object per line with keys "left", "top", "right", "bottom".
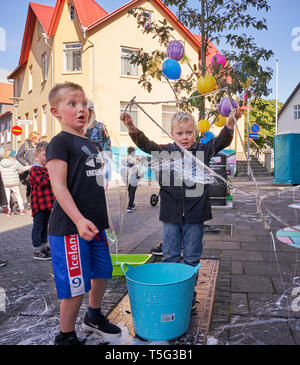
{"left": 29, "top": 141, "right": 55, "bottom": 260}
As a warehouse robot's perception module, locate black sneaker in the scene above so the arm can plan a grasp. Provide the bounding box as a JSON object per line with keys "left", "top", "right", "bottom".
{"left": 151, "top": 242, "right": 163, "bottom": 256}
{"left": 54, "top": 331, "right": 84, "bottom": 345}
{"left": 126, "top": 206, "right": 134, "bottom": 213}
{"left": 191, "top": 291, "right": 197, "bottom": 311}
{"left": 33, "top": 247, "right": 51, "bottom": 261}
{"left": 82, "top": 312, "right": 121, "bottom": 338}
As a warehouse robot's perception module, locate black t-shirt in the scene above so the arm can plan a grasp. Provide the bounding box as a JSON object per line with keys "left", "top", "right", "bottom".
{"left": 46, "top": 131, "right": 109, "bottom": 236}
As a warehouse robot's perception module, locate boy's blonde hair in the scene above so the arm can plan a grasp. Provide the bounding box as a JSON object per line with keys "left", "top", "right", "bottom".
{"left": 170, "top": 112, "right": 196, "bottom": 131}
{"left": 48, "top": 82, "right": 85, "bottom": 107}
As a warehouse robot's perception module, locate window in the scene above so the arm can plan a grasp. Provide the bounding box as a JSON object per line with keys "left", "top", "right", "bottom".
{"left": 121, "top": 47, "right": 138, "bottom": 77}
{"left": 294, "top": 105, "right": 300, "bottom": 120}
{"left": 6, "top": 119, "right": 11, "bottom": 143}
{"left": 64, "top": 43, "right": 82, "bottom": 73}
{"left": 38, "top": 22, "right": 44, "bottom": 40}
{"left": 120, "top": 102, "right": 138, "bottom": 133}
{"left": 0, "top": 123, "right": 4, "bottom": 144}
{"left": 141, "top": 10, "right": 153, "bottom": 29}
{"left": 42, "top": 52, "right": 48, "bottom": 82}
{"left": 69, "top": 5, "right": 75, "bottom": 20}
{"left": 25, "top": 112, "right": 29, "bottom": 139}
{"left": 33, "top": 108, "right": 38, "bottom": 131}
{"left": 162, "top": 105, "right": 178, "bottom": 135}
{"left": 42, "top": 105, "right": 47, "bottom": 136}
{"left": 28, "top": 65, "right": 33, "bottom": 92}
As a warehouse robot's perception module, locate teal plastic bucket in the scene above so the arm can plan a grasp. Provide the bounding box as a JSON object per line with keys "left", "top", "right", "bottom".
{"left": 121, "top": 262, "right": 201, "bottom": 341}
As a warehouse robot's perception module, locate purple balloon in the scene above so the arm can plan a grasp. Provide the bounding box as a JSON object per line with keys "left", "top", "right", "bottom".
{"left": 166, "top": 40, "right": 185, "bottom": 61}
{"left": 218, "top": 97, "right": 238, "bottom": 117}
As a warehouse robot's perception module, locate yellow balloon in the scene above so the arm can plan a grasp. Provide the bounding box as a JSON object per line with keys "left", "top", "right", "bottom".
{"left": 242, "top": 76, "right": 252, "bottom": 89}
{"left": 197, "top": 119, "right": 210, "bottom": 133}
{"left": 196, "top": 74, "right": 217, "bottom": 94}
{"left": 214, "top": 115, "right": 227, "bottom": 127}
{"left": 147, "top": 56, "right": 162, "bottom": 74}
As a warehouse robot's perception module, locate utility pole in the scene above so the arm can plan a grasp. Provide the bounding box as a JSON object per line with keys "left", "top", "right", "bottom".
{"left": 275, "top": 59, "right": 279, "bottom": 134}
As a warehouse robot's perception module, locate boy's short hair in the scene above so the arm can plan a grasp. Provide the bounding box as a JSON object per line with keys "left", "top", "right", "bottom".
{"left": 48, "top": 82, "right": 85, "bottom": 107}
{"left": 170, "top": 112, "right": 196, "bottom": 131}
{"left": 127, "top": 146, "right": 135, "bottom": 154}
{"left": 35, "top": 141, "right": 48, "bottom": 154}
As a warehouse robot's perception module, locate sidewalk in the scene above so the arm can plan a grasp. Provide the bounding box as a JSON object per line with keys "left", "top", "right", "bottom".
{"left": 0, "top": 178, "right": 300, "bottom": 345}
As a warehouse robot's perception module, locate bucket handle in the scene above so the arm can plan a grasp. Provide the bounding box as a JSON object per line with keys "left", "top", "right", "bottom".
{"left": 120, "top": 263, "right": 132, "bottom": 275}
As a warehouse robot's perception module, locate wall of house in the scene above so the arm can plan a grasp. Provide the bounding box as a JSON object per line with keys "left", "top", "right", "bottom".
{"left": 12, "top": 0, "right": 244, "bottom": 158}
{"left": 278, "top": 87, "right": 300, "bottom": 133}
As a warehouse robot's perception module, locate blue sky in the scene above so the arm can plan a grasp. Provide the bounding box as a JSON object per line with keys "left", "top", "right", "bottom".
{"left": 0, "top": 0, "right": 299, "bottom": 103}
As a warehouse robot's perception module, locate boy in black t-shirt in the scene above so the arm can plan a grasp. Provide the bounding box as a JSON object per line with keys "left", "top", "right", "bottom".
{"left": 46, "top": 82, "right": 121, "bottom": 345}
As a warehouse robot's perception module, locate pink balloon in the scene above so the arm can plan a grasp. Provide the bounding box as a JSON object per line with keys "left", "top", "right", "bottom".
{"left": 211, "top": 53, "right": 226, "bottom": 68}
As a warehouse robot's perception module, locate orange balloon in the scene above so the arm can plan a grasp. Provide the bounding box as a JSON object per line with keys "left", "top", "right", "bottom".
{"left": 196, "top": 74, "right": 217, "bottom": 94}
{"left": 197, "top": 119, "right": 210, "bottom": 133}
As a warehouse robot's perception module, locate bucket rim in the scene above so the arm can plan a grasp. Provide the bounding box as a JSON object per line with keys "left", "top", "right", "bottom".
{"left": 122, "top": 262, "right": 201, "bottom": 286}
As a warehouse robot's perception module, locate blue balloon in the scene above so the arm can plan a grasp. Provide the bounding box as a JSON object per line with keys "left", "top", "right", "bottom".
{"left": 162, "top": 58, "right": 181, "bottom": 80}
{"left": 201, "top": 131, "right": 215, "bottom": 144}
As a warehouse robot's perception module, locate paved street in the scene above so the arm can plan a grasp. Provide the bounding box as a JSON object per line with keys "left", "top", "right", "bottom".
{"left": 1, "top": 178, "right": 300, "bottom": 345}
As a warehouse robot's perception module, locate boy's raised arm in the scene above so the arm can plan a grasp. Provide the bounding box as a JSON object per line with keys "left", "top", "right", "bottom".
{"left": 47, "top": 159, "right": 99, "bottom": 241}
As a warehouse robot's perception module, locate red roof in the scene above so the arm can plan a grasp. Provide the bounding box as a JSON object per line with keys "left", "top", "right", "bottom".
{"left": 0, "top": 83, "right": 13, "bottom": 104}
{"left": 30, "top": 2, "right": 54, "bottom": 33}
{"left": 73, "top": 0, "right": 108, "bottom": 28}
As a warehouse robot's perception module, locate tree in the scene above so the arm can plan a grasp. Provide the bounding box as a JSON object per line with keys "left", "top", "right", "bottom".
{"left": 128, "top": 0, "right": 274, "bottom": 121}
{"left": 248, "top": 98, "right": 283, "bottom": 149}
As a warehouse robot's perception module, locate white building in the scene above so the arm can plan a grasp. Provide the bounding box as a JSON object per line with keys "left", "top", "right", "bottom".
{"left": 277, "top": 81, "right": 300, "bottom": 133}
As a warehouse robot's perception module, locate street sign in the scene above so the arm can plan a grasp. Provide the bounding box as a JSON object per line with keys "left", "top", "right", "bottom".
{"left": 11, "top": 126, "right": 22, "bottom": 136}
{"left": 251, "top": 123, "right": 260, "bottom": 133}
{"left": 17, "top": 120, "right": 33, "bottom": 125}
{"left": 249, "top": 133, "right": 259, "bottom": 139}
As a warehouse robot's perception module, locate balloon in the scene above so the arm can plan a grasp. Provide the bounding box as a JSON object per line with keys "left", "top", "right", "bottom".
{"left": 162, "top": 58, "right": 181, "bottom": 80}
{"left": 196, "top": 74, "right": 217, "bottom": 94}
{"left": 201, "top": 131, "right": 215, "bottom": 144}
{"left": 166, "top": 40, "right": 185, "bottom": 61}
{"left": 211, "top": 53, "right": 226, "bottom": 68}
{"left": 242, "top": 76, "right": 253, "bottom": 89}
{"left": 218, "top": 97, "right": 239, "bottom": 117}
{"left": 197, "top": 119, "right": 210, "bottom": 133}
{"left": 147, "top": 56, "right": 162, "bottom": 74}
{"left": 214, "top": 115, "right": 227, "bottom": 127}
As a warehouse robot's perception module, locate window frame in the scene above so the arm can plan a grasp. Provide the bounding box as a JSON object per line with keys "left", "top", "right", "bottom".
{"left": 120, "top": 47, "right": 139, "bottom": 77}
{"left": 141, "top": 10, "right": 153, "bottom": 29}
{"left": 28, "top": 65, "right": 33, "bottom": 93}
{"left": 41, "top": 52, "right": 48, "bottom": 82}
{"left": 294, "top": 105, "right": 300, "bottom": 120}
{"left": 162, "top": 105, "right": 178, "bottom": 136}
{"left": 120, "top": 102, "right": 138, "bottom": 134}
{"left": 69, "top": 5, "right": 75, "bottom": 20}
{"left": 63, "top": 42, "right": 82, "bottom": 73}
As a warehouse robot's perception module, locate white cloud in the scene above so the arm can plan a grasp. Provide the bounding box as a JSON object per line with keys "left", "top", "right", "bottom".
{"left": 0, "top": 67, "right": 10, "bottom": 82}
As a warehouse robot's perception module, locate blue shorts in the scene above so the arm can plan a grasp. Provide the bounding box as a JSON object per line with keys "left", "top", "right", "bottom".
{"left": 49, "top": 230, "right": 113, "bottom": 299}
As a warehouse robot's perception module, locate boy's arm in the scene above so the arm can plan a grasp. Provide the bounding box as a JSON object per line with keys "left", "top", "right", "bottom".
{"left": 47, "top": 159, "right": 99, "bottom": 241}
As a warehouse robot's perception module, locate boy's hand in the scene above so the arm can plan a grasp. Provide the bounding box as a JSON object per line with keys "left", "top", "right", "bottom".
{"left": 120, "top": 113, "right": 137, "bottom": 133}
{"left": 76, "top": 218, "right": 99, "bottom": 241}
{"left": 227, "top": 109, "right": 242, "bottom": 131}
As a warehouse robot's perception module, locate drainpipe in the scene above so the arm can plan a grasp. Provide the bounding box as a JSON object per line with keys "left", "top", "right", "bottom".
{"left": 42, "top": 32, "right": 54, "bottom": 138}
{"left": 82, "top": 26, "right": 95, "bottom": 102}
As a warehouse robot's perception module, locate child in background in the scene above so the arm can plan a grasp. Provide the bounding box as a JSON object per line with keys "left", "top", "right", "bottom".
{"left": 0, "top": 149, "right": 30, "bottom": 216}
{"left": 29, "top": 141, "right": 55, "bottom": 260}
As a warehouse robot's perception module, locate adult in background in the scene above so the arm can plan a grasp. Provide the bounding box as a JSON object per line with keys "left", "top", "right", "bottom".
{"left": 16, "top": 131, "right": 41, "bottom": 206}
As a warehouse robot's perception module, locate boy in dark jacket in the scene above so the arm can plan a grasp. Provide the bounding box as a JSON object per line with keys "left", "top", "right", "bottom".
{"left": 121, "top": 109, "right": 241, "bottom": 309}
{"left": 29, "top": 141, "right": 55, "bottom": 260}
